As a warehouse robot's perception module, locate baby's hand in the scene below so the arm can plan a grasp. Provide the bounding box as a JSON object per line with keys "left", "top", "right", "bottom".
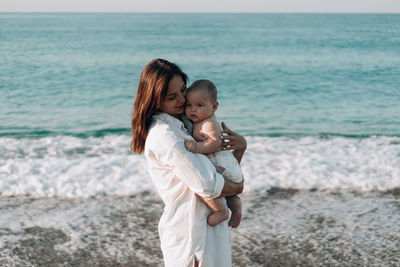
{"left": 184, "top": 140, "right": 197, "bottom": 152}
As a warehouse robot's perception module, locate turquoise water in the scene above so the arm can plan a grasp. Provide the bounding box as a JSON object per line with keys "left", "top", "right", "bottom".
{"left": 1, "top": 14, "right": 400, "bottom": 197}
{"left": 1, "top": 13, "right": 400, "bottom": 138}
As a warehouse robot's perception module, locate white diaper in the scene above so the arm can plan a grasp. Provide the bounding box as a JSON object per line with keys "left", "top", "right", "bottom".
{"left": 207, "top": 150, "right": 243, "bottom": 183}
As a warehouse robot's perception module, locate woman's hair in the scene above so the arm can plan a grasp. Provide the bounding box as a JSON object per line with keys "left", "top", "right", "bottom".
{"left": 131, "top": 59, "right": 188, "bottom": 154}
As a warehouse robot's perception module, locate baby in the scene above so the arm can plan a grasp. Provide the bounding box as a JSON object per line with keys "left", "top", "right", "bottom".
{"left": 184, "top": 79, "right": 243, "bottom": 227}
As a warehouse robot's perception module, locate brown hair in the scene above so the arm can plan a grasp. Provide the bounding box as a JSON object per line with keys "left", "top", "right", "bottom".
{"left": 131, "top": 59, "right": 188, "bottom": 154}
{"left": 188, "top": 79, "right": 218, "bottom": 103}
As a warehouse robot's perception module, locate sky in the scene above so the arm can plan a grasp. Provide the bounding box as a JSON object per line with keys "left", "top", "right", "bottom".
{"left": 1, "top": 0, "right": 400, "bottom": 13}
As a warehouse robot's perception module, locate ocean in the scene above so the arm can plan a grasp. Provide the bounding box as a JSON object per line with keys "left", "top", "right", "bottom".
{"left": 1, "top": 13, "right": 399, "bottom": 266}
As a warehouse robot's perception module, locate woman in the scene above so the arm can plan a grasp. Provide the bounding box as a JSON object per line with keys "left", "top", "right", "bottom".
{"left": 131, "top": 59, "right": 246, "bottom": 267}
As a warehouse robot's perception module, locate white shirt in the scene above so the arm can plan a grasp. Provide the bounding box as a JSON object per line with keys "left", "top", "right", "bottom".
{"left": 144, "top": 112, "right": 232, "bottom": 267}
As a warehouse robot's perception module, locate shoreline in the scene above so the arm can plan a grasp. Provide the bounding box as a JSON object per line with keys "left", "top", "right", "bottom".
{"left": 1, "top": 190, "right": 399, "bottom": 266}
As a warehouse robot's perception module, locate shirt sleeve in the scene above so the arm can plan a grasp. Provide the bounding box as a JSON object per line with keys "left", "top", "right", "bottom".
{"left": 148, "top": 128, "right": 224, "bottom": 199}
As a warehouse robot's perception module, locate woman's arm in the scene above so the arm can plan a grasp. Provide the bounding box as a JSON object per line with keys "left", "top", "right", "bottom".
{"left": 220, "top": 178, "right": 244, "bottom": 197}
{"left": 220, "top": 122, "right": 247, "bottom": 163}
{"left": 217, "top": 122, "right": 246, "bottom": 197}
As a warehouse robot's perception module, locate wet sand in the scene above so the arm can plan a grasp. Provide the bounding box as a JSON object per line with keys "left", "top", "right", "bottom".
{"left": 1, "top": 189, "right": 399, "bottom": 266}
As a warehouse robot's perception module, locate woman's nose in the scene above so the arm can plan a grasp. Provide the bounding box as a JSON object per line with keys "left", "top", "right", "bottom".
{"left": 177, "top": 93, "right": 185, "bottom": 104}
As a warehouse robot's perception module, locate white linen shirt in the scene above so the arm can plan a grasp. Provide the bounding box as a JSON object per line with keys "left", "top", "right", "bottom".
{"left": 144, "top": 112, "right": 232, "bottom": 267}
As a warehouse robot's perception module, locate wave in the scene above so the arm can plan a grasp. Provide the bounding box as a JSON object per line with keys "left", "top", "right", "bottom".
{"left": 0, "top": 128, "right": 131, "bottom": 139}
{"left": 244, "top": 132, "right": 400, "bottom": 139}
{"left": 1, "top": 127, "right": 399, "bottom": 140}
{"left": 0, "top": 135, "right": 399, "bottom": 197}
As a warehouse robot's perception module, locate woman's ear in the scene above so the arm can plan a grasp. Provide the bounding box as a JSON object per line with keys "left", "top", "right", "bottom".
{"left": 213, "top": 101, "right": 219, "bottom": 112}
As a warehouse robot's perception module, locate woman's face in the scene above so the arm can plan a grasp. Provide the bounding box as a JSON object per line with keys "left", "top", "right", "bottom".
{"left": 160, "top": 75, "right": 187, "bottom": 118}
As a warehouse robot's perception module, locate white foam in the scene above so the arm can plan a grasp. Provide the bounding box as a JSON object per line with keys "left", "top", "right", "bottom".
{"left": 0, "top": 135, "right": 151, "bottom": 197}
{"left": 0, "top": 135, "right": 399, "bottom": 197}
{"left": 242, "top": 136, "right": 400, "bottom": 192}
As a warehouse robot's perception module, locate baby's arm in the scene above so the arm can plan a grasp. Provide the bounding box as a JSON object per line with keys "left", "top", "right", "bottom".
{"left": 185, "top": 120, "right": 222, "bottom": 154}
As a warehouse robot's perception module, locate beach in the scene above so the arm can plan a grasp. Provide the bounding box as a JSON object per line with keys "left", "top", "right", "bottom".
{"left": 1, "top": 13, "right": 400, "bottom": 266}
{"left": 1, "top": 189, "right": 399, "bottom": 266}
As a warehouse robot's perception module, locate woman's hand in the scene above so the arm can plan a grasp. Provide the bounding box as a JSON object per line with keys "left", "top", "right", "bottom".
{"left": 220, "top": 122, "right": 247, "bottom": 163}
{"left": 220, "top": 122, "right": 247, "bottom": 151}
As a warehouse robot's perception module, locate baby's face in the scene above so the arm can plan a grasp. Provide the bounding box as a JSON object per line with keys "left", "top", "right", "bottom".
{"left": 185, "top": 90, "right": 216, "bottom": 123}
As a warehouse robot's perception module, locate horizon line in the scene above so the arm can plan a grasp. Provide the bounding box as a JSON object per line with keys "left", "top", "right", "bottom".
{"left": 1, "top": 11, "right": 400, "bottom": 14}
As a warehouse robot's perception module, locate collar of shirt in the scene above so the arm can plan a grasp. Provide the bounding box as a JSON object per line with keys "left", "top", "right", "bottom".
{"left": 152, "top": 112, "right": 192, "bottom": 134}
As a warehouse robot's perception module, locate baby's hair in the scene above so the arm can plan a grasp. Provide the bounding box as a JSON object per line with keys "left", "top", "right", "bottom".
{"left": 188, "top": 79, "right": 218, "bottom": 103}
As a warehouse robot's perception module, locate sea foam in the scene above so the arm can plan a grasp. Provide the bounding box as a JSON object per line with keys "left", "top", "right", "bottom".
{"left": 0, "top": 135, "right": 399, "bottom": 197}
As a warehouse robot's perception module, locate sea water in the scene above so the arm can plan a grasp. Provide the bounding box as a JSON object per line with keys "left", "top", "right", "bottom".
{"left": 1, "top": 13, "right": 400, "bottom": 197}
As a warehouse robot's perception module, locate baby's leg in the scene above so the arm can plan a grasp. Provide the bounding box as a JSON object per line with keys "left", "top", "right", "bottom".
{"left": 226, "top": 196, "right": 242, "bottom": 228}
{"left": 197, "top": 195, "right": 228, "bottom": 226}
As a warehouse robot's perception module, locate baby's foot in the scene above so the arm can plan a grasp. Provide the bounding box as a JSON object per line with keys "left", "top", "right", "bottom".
{"left": 228, "top": 209, "right": 242, "bottom": 228}
{"left": 207, "top": 211, "right": 229, "bottom": 226}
